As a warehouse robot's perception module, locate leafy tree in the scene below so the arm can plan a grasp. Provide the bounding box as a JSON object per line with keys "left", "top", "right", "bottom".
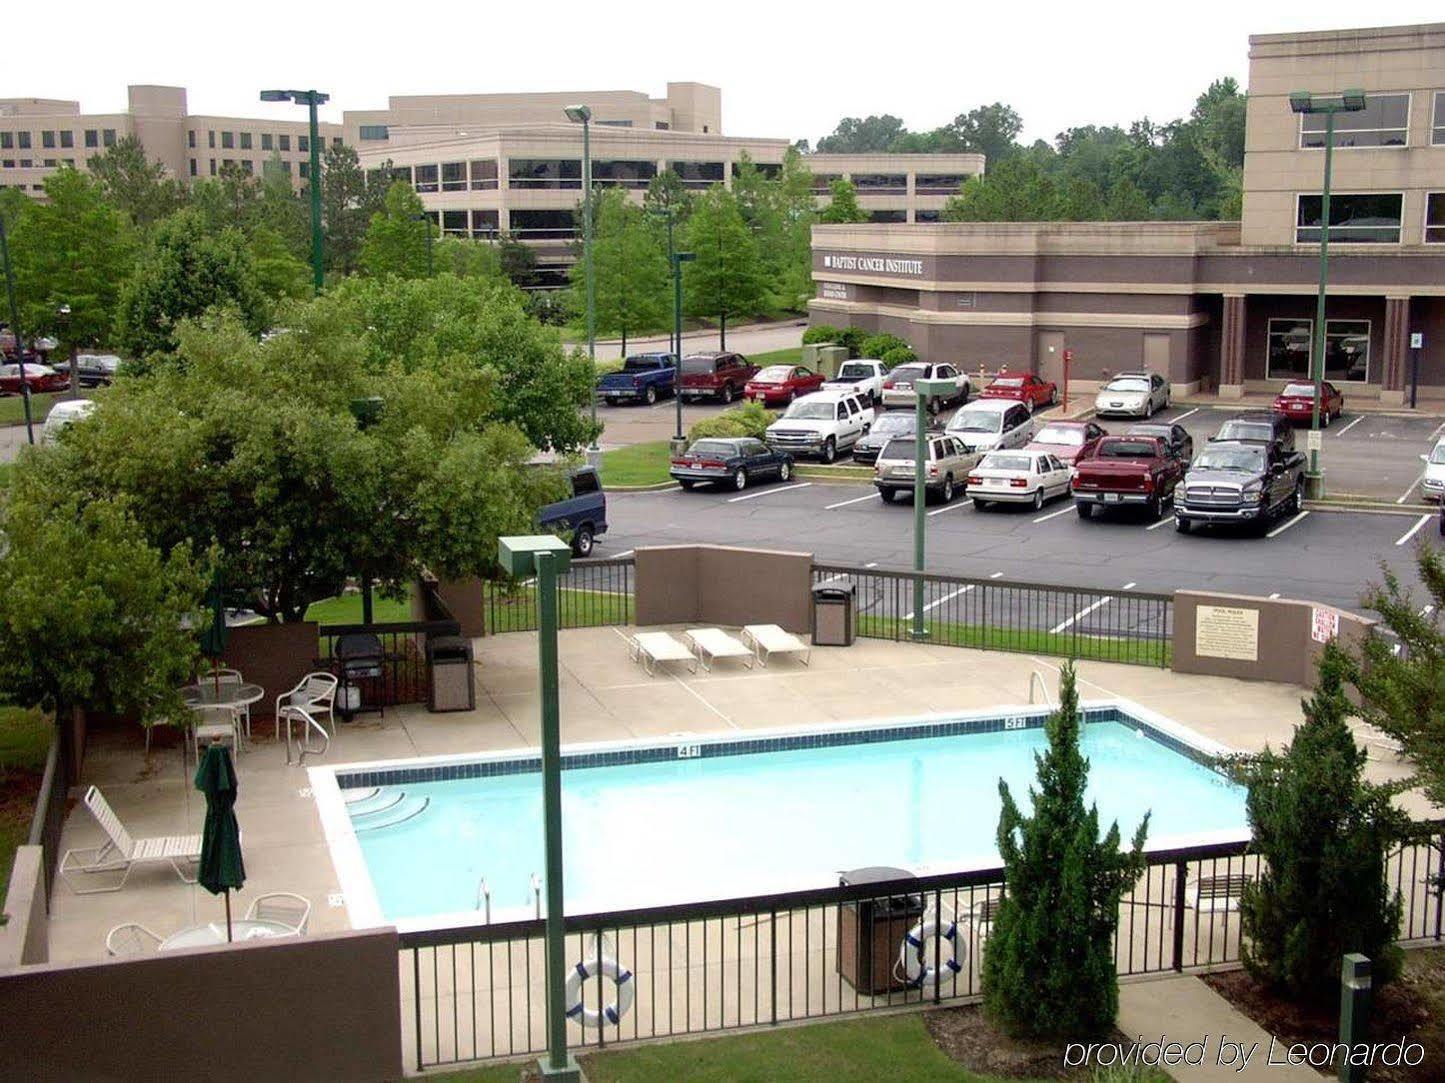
{"left": 943, "top": 157, "right": 1059, "bottom": 222}
{"left": 1105, "top": 179, "right": 1153, "bottom": 221}
{"left": 643, "top": 169, "right": 694, "bottom": 231}
{"left": 682, "top": 186, "right": 768, "bottom": 348}
{"left": 1192, "top": 77, "right": 1247, "bottom": 170}
{"left": 433, "top": 237, "right": 503, "bottom": 279}
{"left": 116, "top": 210, "right": 270, "bottom": 359}
{"left": 1231, "top": 644, "right": 1408, "bottom": 1001}
{"left": 246, "top": 226, "right": 312, "bottom": 302}
{"left": 4, "top": 168, "right": 136, "bottom": 350}
{"left": 686, "top": 401, "right": 773, "bottom": 443}
{"left": 819, "top": 178, "right": 869, "bottom": 224}
{"left": 771, "top": 148, "right": 819, "bottom": 311}
{"left": 816, "top": 115, "right": 908, "bottom": 153}
{"left": 946, "top": 103, "right": 1024, "bottom": 163}
{"left": 86, "top": 135, "right": 189, "bottom": 229}
{"left": 496, "top": 233, "right": 538, "bottom": 289}
{"left": 984, "top": 662, "right": 1149, "bottom": 1038}
{"left": 567, "top": 187, "right": 668, "bottom": 354}
{"left": 359, "top": 182, "right": 433, "bottom": 279}
{"left": 801, "top": 324, "right": 841, "bottom": 345}
{"left": 322, "top": 144, "right": 388, "bottom": 275}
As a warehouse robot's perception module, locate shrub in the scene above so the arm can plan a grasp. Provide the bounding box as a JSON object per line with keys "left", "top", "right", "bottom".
{"left": 983, "top": 662, "right": 1149, "bottom": 1039}
{"left": 801, "top": 323, "right": 841, "bottom": 345}
{"left": 686, "top": 400, "right": 774, "bottom": 444}
{"left": 837, "top": 326, "right": 868, "bottom": 357}
{"left": 860, "top": 333, "right": 910, "bottom": 359}
{"left": 880, "top": 345, "right": 918, "bottom": 367}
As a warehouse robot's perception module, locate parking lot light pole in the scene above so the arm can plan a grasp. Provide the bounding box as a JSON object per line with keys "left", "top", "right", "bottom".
{"left": 1290, "top": 88, "right": 1366, "bottom": 500}
{"left": 260, "top": 89, "right": 330, "bottom": 294}
{"left": 910, "top": 378, "right": 955, "bottom": 640}
{"left": 0, "top": 209, "right": 35, "bottom": 444}
{"left": 672, "top": 251, "right": 695, "bottom": 445}
{"left": 409, "top": 212, "right": 434, "bottom": 276}
{"left": 498, "top": 534, "right": 581, "bottom": 1083}
{"left": 564, "top": 106, "right": 598, "bottom": 461}
{"left": 56, "top": 303, "right": 79, "bottom": 400}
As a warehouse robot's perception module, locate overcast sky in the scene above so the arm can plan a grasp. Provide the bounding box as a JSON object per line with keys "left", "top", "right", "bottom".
{"left": 5, "top": 3, "right": 1441, "bottom": 146}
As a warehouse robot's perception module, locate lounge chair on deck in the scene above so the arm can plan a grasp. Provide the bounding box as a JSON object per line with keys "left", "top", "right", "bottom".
{"left": 59, "top": 786, "right": 201, "bottom": 894}
{"left": 685, "top": 628, "right": 754, "bottom": 672}
{"left": 628, "top": 632, "right": 698, "bottom": 677}
{"left": 742, "top": 624, "right": 811, "bottom": 667}
{"left": 1190, "top": 873, "right": 1250, "bottom": 913}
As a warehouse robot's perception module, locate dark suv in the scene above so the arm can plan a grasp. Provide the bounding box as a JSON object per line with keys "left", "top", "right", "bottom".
{"left": 1209, "top": 413, "right": 1295, "bottom": 453}
{"left": 537, "top": 467, "right": 608, "bottom": 556}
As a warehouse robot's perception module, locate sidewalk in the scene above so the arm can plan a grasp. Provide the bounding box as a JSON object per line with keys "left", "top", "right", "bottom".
{"left": 1175, "top": 391, "right": 1445, "bottom": 418}
{"left": 569, "top": 317, "right": 805, "bottom": 361}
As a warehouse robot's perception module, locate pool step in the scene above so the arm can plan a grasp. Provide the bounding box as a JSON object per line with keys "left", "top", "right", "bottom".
{"left": 346, "top": 788, "right": 406, "bottom": 818}
{"left": 342, "top": 786, "right": 381, "bottom": 806}
{"left": 351, "top": 795, "right": 431, "bottom": 834}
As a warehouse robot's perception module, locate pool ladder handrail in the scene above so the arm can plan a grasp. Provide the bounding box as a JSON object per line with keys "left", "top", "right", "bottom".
{"left": 1028, "top": 671, "right": 1054, "bottom": 708}
{"left": 476, "top": 878, "right": 491, "bottom": 924}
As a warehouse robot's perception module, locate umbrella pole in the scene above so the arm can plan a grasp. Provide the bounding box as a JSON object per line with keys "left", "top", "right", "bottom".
{"left": 225, "top": 888, "right": 233, "bottom": 942}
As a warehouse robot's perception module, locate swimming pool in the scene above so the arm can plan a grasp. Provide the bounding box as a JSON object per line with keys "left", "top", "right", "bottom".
{"left": 313, "top": 701, "right": 1248, "bottom": 930}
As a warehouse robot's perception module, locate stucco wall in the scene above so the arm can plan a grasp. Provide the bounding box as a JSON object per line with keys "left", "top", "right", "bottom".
{"left": 0, "top": 846, "right": 48, "bottom": 968}
{"left": 634, "top": 545, "right": 813, "bottom": 633}
{"left": 224, "top": 621, "right": 320, "bottom": 721}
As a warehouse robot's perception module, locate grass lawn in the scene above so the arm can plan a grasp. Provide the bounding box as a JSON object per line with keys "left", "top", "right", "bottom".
{"left": 302, "top": 592, "right": 414, "bottom": 626}
{"left": 483, "top": 584, "right": 634, "bottom": 635}
{"left": 599, "top": 441, "right": 672, "bottom": 487}
{"left": 857, "top": 615, "right": 1171, "bottom": 668}
{"left": 0, "top": 706, "right": 52, "bottom": 906}
{"left": 0, "top": 388, "right": 103, "bottom": 427}
{"left": 746, "top": 346, "right": 803, "bottom": 367}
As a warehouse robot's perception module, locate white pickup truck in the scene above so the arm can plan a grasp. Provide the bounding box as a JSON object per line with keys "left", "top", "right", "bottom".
{"left": 764, "top": 389, "right": 875, "bottom": 464}
{"left": 822, "top": 359, "right": 888, "bottom": 405}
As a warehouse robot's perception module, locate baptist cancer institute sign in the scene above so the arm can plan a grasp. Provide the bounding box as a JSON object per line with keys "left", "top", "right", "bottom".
{"left": 821, "top": 253, "right": 925, "bottom": 277}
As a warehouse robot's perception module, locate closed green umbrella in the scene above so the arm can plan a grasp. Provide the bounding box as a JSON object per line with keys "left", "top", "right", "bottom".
{"left": 194, "top": 741, "right": 245, "bottom": 942}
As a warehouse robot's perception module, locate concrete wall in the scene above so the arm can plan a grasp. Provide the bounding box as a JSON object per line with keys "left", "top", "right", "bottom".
{"left": 1172, "top": 590, "right": 1375, "bottom": 686}
{"left": 0, "top": 846, "right": 48, "bottom": 968}
{"left": 634, "top": 545, "right": 813, "bottom": 634}
{"left": 224, "top": 621, "right": 320, "bottom": 721}
{"left": 0, "top": 927, "right": 402, "bottom": 1082}
{"left": 432, "top": 578, "right": 485, "bottom": 638}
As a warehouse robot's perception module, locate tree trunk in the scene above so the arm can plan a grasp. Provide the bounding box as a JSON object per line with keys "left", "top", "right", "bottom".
{"left": 720, "top": 311, "right": 727, "bottom": 350}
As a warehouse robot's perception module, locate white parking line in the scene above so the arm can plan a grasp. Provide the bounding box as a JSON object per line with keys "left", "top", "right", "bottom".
{"left": 865, "top": 562, "right": 878, "bottom": 568}
{"left": 1265, "top": 511, "right": 1310, "bottom": 538}
{"left": 903, "top": 584, "right": 975, "bottom": 620}
{"left": 1122, "top": 582, "right": 1136, "bottom": 590}
{"left": 1170, "top": 407, "right": 1200, "bottom": 424}
{"left": 825, "top": 493, "right": 877, "bottom": 510}
{"left": 990, "top": 571, "right": 1004, "bottom": 579}
{"left": 926, "top": 500, "right": 972, "bottom": 517}
{"left": 1333, "top": 415, "right": 1364, "bottom": 436}
{"left": 1269, "top": 592, "right": 1281, "bottom": 599}
{"left": 726, "top": 482, "right": 812, "bottom": 504}
{"left": 612, "top": 550, "right": 634, "bottom": 560}
{"left": 1032, "top": 504, "right": 1076, "bottom": 524}
{"left": 1395, "top": 513, "right": 1432, "bottom": 547}
{"left": 1397, "top": 474, "right": 1424, "bottom": 504}
{"left": 1050, "top": 597, "right": 1111, "bottom": 635}
{"left": 1145, "top": 516, "right": 1174, "bottom": 531}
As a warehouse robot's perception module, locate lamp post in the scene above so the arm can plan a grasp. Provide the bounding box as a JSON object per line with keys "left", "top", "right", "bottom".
{"left": 56, "top": 303, "right": 79, "bottom": 400}
{"left": 1289, "top": 88, "right": 1366, "bottom": 500}
{"left": 671, "top": 250, "right": 695, "bottom": 446}
{"left": 260, "top": 89, "right": 330, "bottom": 293}
{"left": 497, "top": 534, "right": 581, "bottom": 1083}
{"left": 909, "top": 378, "right": 956, "bottom": 640}
{"left": 410, "top": 212, "right": 435, "bottom": 276}
{"left": 0, "top": 209, "right": 35, "bottom": 444}
{"left": 564, "top": 105, "right": 599, "bottom": 462}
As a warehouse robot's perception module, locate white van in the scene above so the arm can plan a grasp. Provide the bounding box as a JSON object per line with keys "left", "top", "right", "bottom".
{"left": 944, "top": 399, "right": 1033, "bottom": 454}
{"left": 40, "top": 399, "right": 97, "bottom": 445}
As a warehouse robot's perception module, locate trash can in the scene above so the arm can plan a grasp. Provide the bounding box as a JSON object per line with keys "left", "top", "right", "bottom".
{"left": 812, "top": 580, "right": 856, "bottom": 647}
{"left": 426, "top": 635, "right": 475, "bottom": 712}
{"left": 836, "top": 866, "right": 923, "bottom": 995}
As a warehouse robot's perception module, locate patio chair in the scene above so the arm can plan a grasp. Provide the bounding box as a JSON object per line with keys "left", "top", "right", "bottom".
{"left": 684, "top": 628, "right": 755, "bottom": 672}
{"left": 276, "top": 672, "right": 339, "bottom": 737}
{"left": 281, "top": 704, "right": 330, "bottom": 766}
{"left": 205, "top": 667, "right": 252, "bottom": 741}
{"left": 971, "top": 896, "right": 1002, "bottom": 950}
{"left": 1190, "top": 873, "right": 1251, "bottom": 913}
{"left": 628, "top": 632, "right": 698, "bottom": 677}
{"left": 192, "top": 713, "right": 241, "bottom": 762}
{"left": 105, "top": 922, "right": 164, "bottom": 957}
{"left": 742, "top": 624, "right": 811, "bottom": 668}
{"left": 58, "top": 786, "right": 201, "bottom": 894}
{"left": 245, "top": 891, "right": 312, "bottom": 935}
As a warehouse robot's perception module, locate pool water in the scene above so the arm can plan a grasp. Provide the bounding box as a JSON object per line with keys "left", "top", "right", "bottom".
{"left": 345, "top": 717, "right": 1247, "bottom": 922}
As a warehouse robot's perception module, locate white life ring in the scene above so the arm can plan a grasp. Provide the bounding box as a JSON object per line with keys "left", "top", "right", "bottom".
{"left": 563, "top": 954, "right": 635, "bottom": 1028}
{"left": 899, "top": 918, "right": 965, "bottom": 987}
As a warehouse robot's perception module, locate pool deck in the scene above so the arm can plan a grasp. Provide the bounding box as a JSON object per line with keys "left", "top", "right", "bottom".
{"left": 46, "top": 626, "right": 1425, "bottom": 964}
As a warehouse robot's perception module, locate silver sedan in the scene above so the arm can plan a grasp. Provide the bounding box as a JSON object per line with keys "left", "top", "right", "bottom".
{"left": 1094, "top": 372, "right": 1170, "bottom": 418}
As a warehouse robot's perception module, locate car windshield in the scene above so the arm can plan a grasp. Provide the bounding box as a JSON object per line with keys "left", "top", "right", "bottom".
{"left": 1097, "top": 439, "right": 1158, "bottom": 459}
{"left": 1034, "top": 425, "right": 1084, "bottom": 446}
{"left": 879, "top": 438, "right": 919, "bottom": 461}
{"left": 872, "top": 414, "right": 915, "bottom": 434}
{"left": 1216, "top": 421, "right": 1272, "bottom": 442}
{"left": 1429, "top": 444, "right": 1445, "bottom": 465}
{"left": 680, "top": 357, "right": 716, "bottom": 374}
{"left": 1104, "top": 378, "right": 1149, "bottom": 393}
{"left": 623, "top": 356, "right": 665, "bottom": 371}
{"left": 755, "top": 366, "right": 791, "bottom": 382}
{"left": 890, "top": 365, "right": 925, "bottom": 382}
{"left": 784, "top": 402, "right": 836, "bottom": 420}
{"left": 688, "top": 440, "right": 738, "bottom": 458}
{"left": 949, "top": 411, "right": 1002, "bottom": 434}
{"left": 980, "top": 453, "right": 1030, "bottom": 472}
{"left": 1281, "top": 383, "right": 1315, "bottom": 397}
{"left": 991, "top": 377, "right": 1023, "bottom": 388}
{"left": 836, "top": 363, "right": 871, "bottom": 379}
{"left": 1196, "top": 447, "right": 1265, "bottom": 471}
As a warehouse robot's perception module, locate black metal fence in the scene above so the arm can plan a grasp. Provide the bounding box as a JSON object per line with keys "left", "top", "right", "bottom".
{"left": 398, "top": 828, "right": 1445, "bottom": 1070}
{"left": 481, "top": 558, "right": 635, "bottom": 635}
{"left": 813, "top": 564, "right": 1173, "bottom": 668}
{"left": 26, "top": 731, "right": 67, "bottom": 906}
{"left": 316, "top": 620, "right": 461, "bottom": 707}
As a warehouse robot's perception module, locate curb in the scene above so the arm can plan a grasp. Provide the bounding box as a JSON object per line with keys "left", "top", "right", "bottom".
{"left": 1307, "top": 499, "right": 1434, "bottom": 516}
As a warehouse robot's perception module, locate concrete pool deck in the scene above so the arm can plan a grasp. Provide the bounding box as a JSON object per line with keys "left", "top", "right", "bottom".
{"left": 46, "top": 626, "right": 1425, "bottom": 964}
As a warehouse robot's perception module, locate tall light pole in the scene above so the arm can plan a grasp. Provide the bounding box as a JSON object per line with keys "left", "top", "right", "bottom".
{"left": 497, "top": 534, "right": 581, "bottom": 1083}
{"left": 0, "top": 209, "right": 35, "bottom": 444}
{"left": 909, "top": 379, "right": 955, "bottom": 640}
{"left": 671, "top": 250, "right": 695, "bottom": 446}
{"left": 564, "top": 105, "right": 598, "bottom": 460}
{"left": 1289, "top": 88, "right": 1366, "bottom": 500}
{"left": 56, "top": 303, "right": 79, "bottom": 400}
{"left": 410, "top": 212, "right": 435, "bottom": 276}
{"left": 260, "top": 89, "right": 330, "bottom": 294}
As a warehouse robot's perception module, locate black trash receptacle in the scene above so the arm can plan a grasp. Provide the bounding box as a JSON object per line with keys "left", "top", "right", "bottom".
{"left": 812, "top": 580, "right": 856, "bottom": 647}
{"left": 426, "top": 635, "right": 475, "bottom": 712}
{"left": 836, "top": 866, "right": 923, "bottom": 994}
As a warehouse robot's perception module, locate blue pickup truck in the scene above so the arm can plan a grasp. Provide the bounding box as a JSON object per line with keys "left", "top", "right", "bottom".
{"left": 537, "top": 466, "right": 608, "bottom": 556}
{"left": 596, "top": 353, "right": 678, "bottom": 406}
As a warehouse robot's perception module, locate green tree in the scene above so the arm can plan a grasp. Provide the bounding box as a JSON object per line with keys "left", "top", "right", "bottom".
{"left": 943, "top": 157, "right": 1059, "bottom": 222}
{"left": 682, "top": 186, "right": 768, "bottom": 348}
{"left": 568, "top": 187, "right": 668, "bottom": 354}
{"left": 816, "top": 115, "right": 908, "bottom": 153}
{"left": 359, "top": 182, "right": 433, "bottom": 279}
{"left": 945, "top": 102, "right": 1024, "bottom": 163}
{"left": 433, "top": 237, "right": 504, "bottom": 279}
{"left": 1105, "top": 178, "right": 1153, "bottom": 221}
{"left": 497, "top": 233, "right": 538, "bottom": 289}
{"left": 772, "top": 148, "right": 819, "bottom": 311}
{"left": 246, "top": 226, "right": 312, "bottom": 302}
{"left": 322, "top": 144, "right": 388, "bottom": 275}
{"left": 86, "top": 135, "right": 189, "bottom": 229}
{"left": 643, "top": 169, "right": 694, "bottom": 231}
{"left": 819, "top": 177, "right": 869, "bottom": 224}
{"left": 1232, "top": 644, "right": 1408, "bottom": 1001}
{"left": 983, "top": 662, "right": 1149, "bottom": 1038}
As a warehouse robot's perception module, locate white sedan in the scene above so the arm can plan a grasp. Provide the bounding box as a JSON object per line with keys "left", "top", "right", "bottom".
{"left": 967, "top": 450, "right": 1074, "bottom": 511}
{"left": 1421, "top": 439, "right": 1445, "bottom": 502}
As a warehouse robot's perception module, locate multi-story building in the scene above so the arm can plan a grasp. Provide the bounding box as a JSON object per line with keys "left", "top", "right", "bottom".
{"left": 0, "top": 85, "right": 342, "bottom": 195}
{"left": 808, "top": 21, "right": 1445, "bottom": 403}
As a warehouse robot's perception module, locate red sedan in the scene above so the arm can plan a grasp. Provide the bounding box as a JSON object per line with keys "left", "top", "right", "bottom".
{"left": 0, "top": 363, "right": 70, "bottom": 395}
{"left": 1272, "top": 381, "right": 1344, "bottom": 426}
{"left": 745, "top": 364, "right": 825, "bottom": 406}
{"left": 1026, "top": 420, "right": 1108, "bottom": 468}
{"left": 980, "top": 371, "right": 1057, "bottom": 412}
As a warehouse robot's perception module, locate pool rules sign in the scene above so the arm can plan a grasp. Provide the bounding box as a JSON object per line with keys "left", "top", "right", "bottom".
{"left": 1195, "top": 604, "right": 1259, "bottom": 661}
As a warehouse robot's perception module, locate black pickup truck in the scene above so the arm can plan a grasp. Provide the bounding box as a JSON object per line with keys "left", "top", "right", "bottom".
{"left": 1174, "top": 439, "right": 1305, "bottom": 535}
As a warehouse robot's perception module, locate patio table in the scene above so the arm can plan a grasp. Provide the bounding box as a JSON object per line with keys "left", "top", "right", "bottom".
{"left": 159, "top": 919, "right": 298, "bottom": 951}
{"left": 180, "top": 682, "right": 265, "bottom": 713}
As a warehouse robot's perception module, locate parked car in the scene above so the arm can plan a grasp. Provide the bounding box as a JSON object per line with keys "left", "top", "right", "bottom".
{"left": 967, "top": 450, "right": 1073, "bottom": 512}
{"left": 596, "top": 353, "right": 677, "bottom": 405}
{"left": 1072, "top": 435, "right": 1186, "bottom": 521}
{"left": 677, "top": 352, "right": 756, "bottom": 404}
{"left": 851, "top": 410, "right": 929, "bottom": 466}
{"left": 537, "top": 466, "right": 608, "bottom": 556}
{"left": 1026, "top": 420, "right": 1108, "bottom": 470}
{"left": 822, "top": 359, "right": 888, "bottom": 405}
{"left": 873, "top": 433, "right": 979, "bottom": 505}
{"left": 670, "top": 437, "right": 793, "bottom": 492}
{"left": 40, "top": 398, "right": 97, "bottom": 444}
{"left": 944, "top": 400, "right": 1033, "bottom": 454}
{"left": 1421, "top": 438, "right": 1445, "bottom": 502}
{"left": 1272, "top": 380, "right": 1344, "bottom": 427}
{"left": 1210, "top": 412, "right": 1295, "bottom": 453}
{"left": 879, "top": 362, "right": 970, "bottom": 412}
{"left": 1174, "top": 440, "right": 1306, "bottom": 535}
{"left": 980, "top": 371, "right": 1057, "bottom": 412}
{"left": 1094, "top": 372, "right": 1170, "bottom": 418}
{"left": 75, "top": 353, "right": 123, "bottom": 387}
{"left": 745, "top": 364, "right": 826, "bottom": 406}
{"left": 0, "top": 363, "right": 69, "bottom": 395}
{"left": 1125, "top": 422, "right": 1193, "bottom": 464}
{"left": 764, "top": 389, "right": 874, "bottom": 464}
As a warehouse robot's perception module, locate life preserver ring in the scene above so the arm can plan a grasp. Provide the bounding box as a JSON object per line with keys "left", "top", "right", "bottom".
{"left": 899, "top": 918, "right": 965, "bottom": 987}
{"left": 563, "top": 955, "right": 635, "bottom": 1028}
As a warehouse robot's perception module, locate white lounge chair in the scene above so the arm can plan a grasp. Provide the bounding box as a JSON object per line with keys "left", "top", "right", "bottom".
{"left": 246, "top": 891, "right": 312, "bottom": 934}
{"left": 685, "top": 628, "right": 755, "bottom": 672}
{"left": 59, "top": 786, "right": 201, "bottom": 894}
{"left": 628, "top": 632, "right": 698, "bottom": 677}
{"left": 276, "top": 672, "right": 339, "bottom": 738}
{"left": 742, "top": 624, "right": 811, "bottom": 667}
{"left": 1358, "top": 722, "right": 1405, "bottom": 758}
{"left": 1191, "top": 873, "right": 1251, "bottom": 913}
{"left": 106, "top": 922, "right": 164, "bottom": 956}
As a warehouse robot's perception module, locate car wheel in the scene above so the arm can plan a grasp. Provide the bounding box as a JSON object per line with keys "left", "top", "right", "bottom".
{"left": 779, "top": 461, "right": 792, "bottom": 482}
{"left": 645, "top": 385, "right": 658, "bottom": 405}
{"left": 1175, "top": 517, "right": 1191, "bottom": 534}
{"left": 1322, "top": 410, "right": 1331, "bottom": 429}
{"left": 1288, "top": 478, "right": 1304, "bottom": 515}
{"left": 1147, "top": 495, "right": 1162, "bottom": 521}
{"left": 733, "top": 468, "right": 748, "bottom": 491}
{"left": 941, "top": 475, "right": 955, "bottom": 503}
{"left": 926, "top": 397, "right": 939, "bottom": 416}
{"left": 1031, "top": 488, "right": 1044, "bottom": 511}
{"left": 1144, "top": 399, "right": 1154, "bottom": 419}
{"left": 572, "top": 524, "right": 594, "bottom": 557}
{"left": 972, "top": 498, "right": 989, "bottom": 511}
{"left": 1077, "top": 503, "right": 1093, "bottom": 520}
{"left": 821, "top": 437, "right": 837, "bottom": 464}
{"left": 787, "top": 390, "right": 796, "bottom": 405}
{"left": 678, "top": 479, "right": 695, "bottom": 491}
{"left": 721, "top": 384, "right": 734, "bottom": 404}
{"left": 1048, "top": 388, "right": 1058, "bottom": 407}
{"left": 878, "top": 487, "right": 895, "bottom": 503}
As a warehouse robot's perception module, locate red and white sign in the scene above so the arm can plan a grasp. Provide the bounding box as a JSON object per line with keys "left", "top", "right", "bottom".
{"left": 1062, "top": 349, "right": 1074, "bottom": 363}
{"left": 1311, "top": 607, "right": 1339, "bottom": 644}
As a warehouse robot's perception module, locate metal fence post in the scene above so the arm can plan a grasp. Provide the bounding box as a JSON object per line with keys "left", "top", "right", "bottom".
{"left": 1172, "top": 860, "right": 1187, "bottom": 972}
{"left": 769, "top": 909, "right": 778, "bottom": 1025}
{"left": 1338, "top": 954, "right": 1371, "bottom": 1083}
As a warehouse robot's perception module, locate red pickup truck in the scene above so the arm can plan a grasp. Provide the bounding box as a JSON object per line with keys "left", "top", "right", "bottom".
{"left": 1071, "top": 435, "right": 1185, "bottom": 521}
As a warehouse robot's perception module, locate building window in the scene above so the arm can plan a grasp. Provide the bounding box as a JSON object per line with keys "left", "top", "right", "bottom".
{"left": 241, "top": 159, "right": 254, "bottom": 175}
{"left": 809, "top": 173, "right": 839, "bottom": 195}
{"left": 240, "top": 133, "right": 252, "bottom": 150}
{"left": 441, "top": 209, "right": 468, "bottom": 236}
{"left": 915, "top": 174, "right": 967, "bottom": 194}
{"left": 298, "top": 135, "right": 309, "bottom": 152}
{"left": 655, "top": 121, "right": 669, "bottom": 130}
{"left": 1300, "top": 93, "right": 1409, "bottom": 148}
{"left": 389, "top": 165, "right": 412, "bottom": 185}
{"left": 188, "top": 131, "right": 196, "bottom": 149}
{"left": 414, "top": 163, "right": 439, "bottom": 193}
{"left": 63, "top": 158, "right": 74, "bottom": 167}
{"left": 1434, "top": 93, "right": 1445, "bottom": 146}
{"left": 1426, "top": 193, "right": 1445, "bottom": 244}
{"left": 223, "top": 159, "right": 234, "bottom": 169}
{"left": 441, "top": 161, "right": 467, "bottom": 192}
{"left": 221, "top": 131, "right": 234, "bottom": 149}
{"left": 915, "top": 210, "right": 943, "bottom": 223}
{"left": 1266, "top": 318, "right": 1371, "bottom": 382}
{"left": 208, "top": 130, "right": 215, "bottom": 149}
{"left": 209, "top": 159, "right": 216, "bottom": 176}
{"left": 730, "top": 161, "right": 780, "bottom": 180}
{"left": 43, "top": 159, "right": 57, "bottom": 168}
{"left": 1295, "top": 193, "right": 1402, "bottom": 243}
{"left": 595, "top": 159, "right": 658, "bottom": 188}
{"left": 258, "top": 133, "right": 270, "bottom": 151}
{"left": 853, "top": 173, "right": 908, "bottom": 194}
{"left": 103, "top": 129, "right": 116, "bottom": 147}
{"left": 471, "top": 209, "right": 499, "bottom": 239}
{"left": 332, "top": 137, "right": 342, "bottom": 146}
{"left": 469, "top": 159, "right": 498, "bottom": 190}
{"left": 667, "top": 161, "right": 725, "bottom": 188}
{"left": 299, "top": 161, "right": 309, "bottom": 178}
{"left": 17, "top": 132, "right": 31, "bottom": 149}
{"left": 508, "top": 158, "right": 582, "bottom": 189}
{"left": 868, "top": 209, "right": 908, "bottom": 223}
{"left": 279, "top": 134, "right": 290, "bottom": 151}
{"left": 189, "top": 158, "right": 197, "bottom": 177}
{"left": 41, "top": 131, "right": 55, "bottom": 149}
{"left": 597, "top": 119, "right": 633, "bottom": 128}
{"left": 508, "top": 209, "right": 576, "bottom": 238}
{"left": 0, "top": 133, "right": 10, "bottom": 150}
{"left": 359, "top": 125, "right": 389, "bottom": 141}
{"left": 19, "top": 160, "right": 32, "bottom": 168}
{"left": 60, "top": 130, "right": 73, "bottom": 149}
{"left": 1, "top": 160, "right": 11, "bottom": 169}
{"left": 84, "top": 129, "right": 98, "bottom": 148}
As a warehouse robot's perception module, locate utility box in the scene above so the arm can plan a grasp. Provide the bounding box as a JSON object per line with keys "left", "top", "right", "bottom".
{"left": 837, "top": 866, "right": 923, "bottom": 995}
{"left": 426, "top": 635, "right": 475, "bottom": 712}
{"left": 816, "top": 345, "right": 849, "bottom": 378}
{"left": 801, "top": 343, "right": 827, "bottom": 370}
{"left": 812, "top": 580, "right": 856, "bottom": 647}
